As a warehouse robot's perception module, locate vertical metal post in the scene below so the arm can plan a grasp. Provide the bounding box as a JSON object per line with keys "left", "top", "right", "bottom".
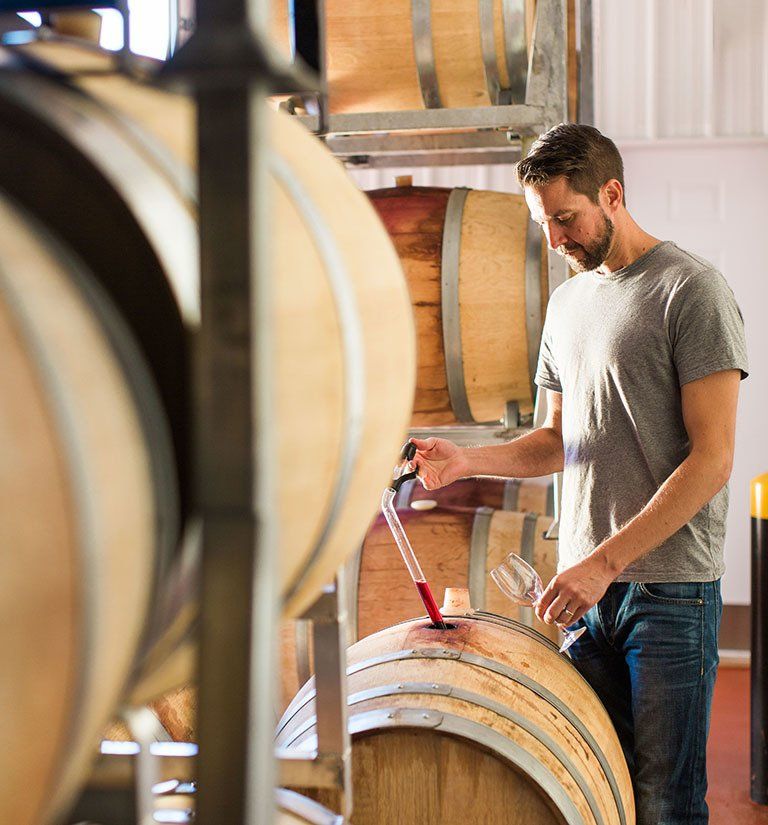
{"left": 578, "top": 0, "right": 594, "bottom": 125}
{"left": 194, "top": 81, "right": 276, "bottom": 825}
{"left": 521, "top": 1, "right": 568, "bottom": 543}
{"left": 122, "top": 707, "right": 163, "bottom": 825}
{"left": 277, "top": 574, "right": 352, "bottom": 814}
{"left": 751, "top": 472, "right": 768, "bottom": 805}
{"left": 171, "top": 1, "right": 276, "bottom": 822}
{"left": 172, "top": 0, "right": 196, "bottom": 54}
{"left": 310, "top": 575, "right": 351, "bottom": 818}
{"left": 291, "top": 0, "right": 328, "bottom": 134}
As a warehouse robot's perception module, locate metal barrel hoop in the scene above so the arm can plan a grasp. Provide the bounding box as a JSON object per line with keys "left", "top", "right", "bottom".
{"left": 502, "top": 477, "right": 522, "bottom": 510}
{"left": 478, "top": 0, "right": 501, "bottom": 104}
{"left": 479, "top": 0, "right": 529, "bottom": 105}
{"left": 468, "top": 505, "right": 495, "bottom": 608}
{"left": 290, "top": 681, "right": 606, "bottom": 825}
{"left": 441, "top": 186, "right": 474, "bottom": 423}
{"left": 275, "top": 788, "right": 344, "bottom": 825}
{"left": 502, "top": 0, "right": 529, "bottom": 103}
{"left": 343, "top": 542, "right": 364, "bottom": 645}
{"left": 411, "top": 0, "right": 442, "bottom": 108}
{"left": 519, "top": 510, "right": 539, "bottom": 627}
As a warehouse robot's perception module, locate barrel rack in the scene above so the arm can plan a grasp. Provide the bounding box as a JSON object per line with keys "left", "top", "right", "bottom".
{"left": 285, "top": 0, "right": 593, "bottom": 170}
{"left": 287, "top": 0, "right": 579, "bottom": 442}
{"left": 46, "top": 0, "right": 587, "bottom": 822}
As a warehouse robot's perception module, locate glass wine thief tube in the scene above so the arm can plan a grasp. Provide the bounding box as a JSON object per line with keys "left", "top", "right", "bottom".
{"left": 381, "top": 487, "right": 446, "bottom": 628}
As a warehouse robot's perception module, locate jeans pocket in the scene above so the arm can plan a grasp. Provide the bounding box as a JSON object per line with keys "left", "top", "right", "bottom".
{"left": 636, "top": 581, "right": 705, "bottom": 606}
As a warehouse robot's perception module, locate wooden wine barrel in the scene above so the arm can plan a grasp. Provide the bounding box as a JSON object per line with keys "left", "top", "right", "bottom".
{"left": 368, "top": 182, "right": 548, "bottom": 426}
{"left": 0, "top": 39, "right": 414, "bottom": 623}
{"left": 277, "top": 614, "right": 635, "bottom": 825}
{"left": 271, "top": 0, "right": 539, "bottom": 113}
{"left": 0, "top": 191, "right": 173, "bottom": 825}
{"left": 395, "top": 475, "right": 554, "bottom": 513}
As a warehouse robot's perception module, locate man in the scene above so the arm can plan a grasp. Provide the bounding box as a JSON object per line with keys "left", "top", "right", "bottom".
{"left": 410, "top": 123, "right": 748, "bottom": 824}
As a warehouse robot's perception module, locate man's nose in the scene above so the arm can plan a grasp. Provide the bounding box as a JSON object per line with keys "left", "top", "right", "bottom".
{"left": 543, "top": 221, "right": 568, "bottom": 251}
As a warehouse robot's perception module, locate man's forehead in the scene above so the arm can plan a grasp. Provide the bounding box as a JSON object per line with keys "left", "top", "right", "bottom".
{"left": 524, "top": 177, "right": 588, "bottom": 219}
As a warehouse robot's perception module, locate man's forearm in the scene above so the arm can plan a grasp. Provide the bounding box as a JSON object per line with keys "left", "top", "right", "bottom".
{"left": 460, "top": 426, "right": 565, "bottom": 479}
{"left": 593, "top": 450, "right": 731, "bottom": 577}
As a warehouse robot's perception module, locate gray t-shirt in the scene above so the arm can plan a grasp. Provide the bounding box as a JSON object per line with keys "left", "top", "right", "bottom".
{"left": 535, "top": 241, "right": 748, "bottom": 582}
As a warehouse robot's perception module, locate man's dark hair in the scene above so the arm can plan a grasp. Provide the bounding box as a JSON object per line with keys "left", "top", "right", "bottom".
{"left": 515, "top": 123, "right": 625, "bottom": 205}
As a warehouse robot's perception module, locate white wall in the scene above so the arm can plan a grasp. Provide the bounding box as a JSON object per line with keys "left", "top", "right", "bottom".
{"left": 595, "top": 0, "right": 768, "bottom": 139}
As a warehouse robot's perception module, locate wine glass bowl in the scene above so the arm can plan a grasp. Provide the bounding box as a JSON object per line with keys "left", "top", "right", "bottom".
{"left": 490, "top": 552, "right": 586, "bottom": 654}
{"left": 490, "top": 558, "right": 540, "bottom": 605}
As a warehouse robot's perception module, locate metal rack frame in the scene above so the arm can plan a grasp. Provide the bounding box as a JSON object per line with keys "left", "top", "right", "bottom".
{"left": 277, "top": 578, "right": 352, "bottom": 819}
{"left": 296, "top": 0, "right": 566, "bottom": 139}
{"left": 283, "top": 0, "right": 588, "bottom": 171}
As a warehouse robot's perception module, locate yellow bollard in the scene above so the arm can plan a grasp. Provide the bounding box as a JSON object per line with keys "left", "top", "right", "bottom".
{"left": 751, "top": 472, "right": 768, "bottom": 804}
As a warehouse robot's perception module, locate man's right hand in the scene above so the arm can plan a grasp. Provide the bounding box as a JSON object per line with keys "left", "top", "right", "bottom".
{"left": 409, "top": 437, "right": 468, "bottom": 490}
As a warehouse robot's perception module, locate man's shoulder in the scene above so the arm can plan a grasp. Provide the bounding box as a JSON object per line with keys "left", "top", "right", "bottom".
{"left": 652, "top": 242, "right": 721, "bottom": 282}
{"left": 655, "top": 244, "right": 738, "bottom": 306}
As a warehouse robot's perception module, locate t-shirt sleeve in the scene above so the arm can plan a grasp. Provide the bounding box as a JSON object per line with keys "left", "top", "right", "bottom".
{"left": 668, "top": 269, "right": 749, "bottom": 387}
{"left": 535, "top": 311, "right": 563, "bottom": 392}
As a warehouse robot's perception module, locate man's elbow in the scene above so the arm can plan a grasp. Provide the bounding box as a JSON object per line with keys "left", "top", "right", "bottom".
{"left": 715, "top": 460, "right": 733, "bottom": 491}
{"left": 709, "top": 452, "right": 734, "bottom": 491}
{"left": 691, "top": 446, "right": 733, "bottom": 491}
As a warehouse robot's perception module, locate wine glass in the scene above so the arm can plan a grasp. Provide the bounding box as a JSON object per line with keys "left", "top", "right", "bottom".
{"left": 490, "top": 552, "right": 587, "bottom": 654}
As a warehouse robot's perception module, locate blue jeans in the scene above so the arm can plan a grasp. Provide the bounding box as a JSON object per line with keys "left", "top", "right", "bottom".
{"left": 567, "top": 580, "right": 722, "bottom": 825}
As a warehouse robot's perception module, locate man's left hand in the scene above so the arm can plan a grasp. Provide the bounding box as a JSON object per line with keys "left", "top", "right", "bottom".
{"left": 534, "top": 553, "right": 616, "bottom": 626}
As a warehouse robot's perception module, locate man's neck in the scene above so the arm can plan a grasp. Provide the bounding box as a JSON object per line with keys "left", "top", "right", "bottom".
{"left": 598, "top": 216, "right": 661, "bottom": 275}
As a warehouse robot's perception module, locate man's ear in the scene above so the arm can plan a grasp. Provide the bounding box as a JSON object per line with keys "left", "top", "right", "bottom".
{"left": 601, "top": 179, "right": 624, "bottom": 213}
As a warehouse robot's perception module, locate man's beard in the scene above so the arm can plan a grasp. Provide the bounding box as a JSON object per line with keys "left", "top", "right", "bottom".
{"left": 557, "top": 212, "right": 614, "bottom": 273}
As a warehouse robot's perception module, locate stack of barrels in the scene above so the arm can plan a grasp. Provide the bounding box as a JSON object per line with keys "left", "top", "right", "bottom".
{"left": 0, "top": 37, "right": 416, "bottom": 825}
